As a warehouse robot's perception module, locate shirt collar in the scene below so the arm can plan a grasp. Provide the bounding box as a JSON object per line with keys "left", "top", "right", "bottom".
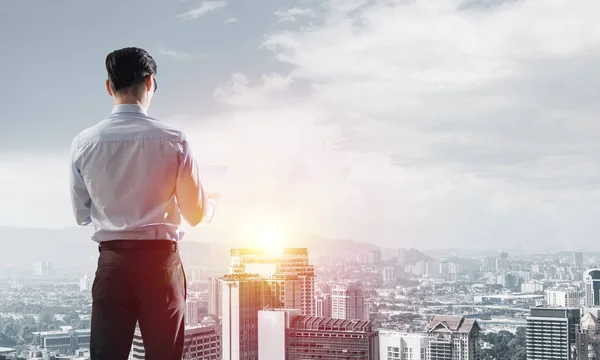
{"left": 111, "top": 104, "right": 147, "bottom": 116}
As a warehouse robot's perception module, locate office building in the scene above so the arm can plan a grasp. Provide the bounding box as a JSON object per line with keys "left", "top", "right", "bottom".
{"left": 526, "top": 307, "right": 580, "bottom": 360}
{"left": 379, "top": 330, "right": 427, "bottom": 360}
{"left": 208, "top": 277, "right": 222, "bottom": 318}
{"left": 496, "top": 251, "right": 509, "bottom": 272}
{"left": 586, "top": 269, "right": 600, "bottom": 306}
{"left": 230, "top": 248, "right": 315, "bottom": 315}
{"left": 186, "top": 299, "right": 200, "bottom": 326}
{"left": 34, "top": 261, "right": 52, "bottom": 276}
{"left": 575, "top": 252, "right": 585, "bottom": 268}
{"left": 34, "top": 327, "right": 90, "bottom": 354}
{"left": 522, "top": 281, "right": 545, "bottom": 294}
{"left": 79, "top": 274, "right": 90, "bottom": 292}
{"left": 130, "top": 322, "right": 221, "bottom": 360}
{"left": 426, "top": 315, "right": 481, "bottom": 360}
{"left": 383, "top": 267, "right": 395, "bottom": 282}
{"left": 221, "top": 274, "right": 279, "bottom": 360}
{"left": 287, "top": 316, "right": 379, "bottom": 359}
{"left": 315, "top": 293, "right": 332, "bottom": 318}
{"left": 546, "top": 289, "right": 581, "bottom": 308}
{"left": 332, "top": 282, "right": 366, "bottom": 320}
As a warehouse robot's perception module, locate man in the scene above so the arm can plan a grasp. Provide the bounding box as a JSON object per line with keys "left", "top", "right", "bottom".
{"left": 69, "top": 47, "right": 217, "bottom": 360}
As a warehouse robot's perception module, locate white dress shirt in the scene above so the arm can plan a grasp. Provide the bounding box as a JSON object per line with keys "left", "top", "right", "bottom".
{"left": 70, "top": 104, "right": 215, "bottom": 243}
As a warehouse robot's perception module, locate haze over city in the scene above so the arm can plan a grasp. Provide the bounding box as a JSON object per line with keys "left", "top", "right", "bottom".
{"left": 2, "top": 0, "right": 600, "bottom": 251}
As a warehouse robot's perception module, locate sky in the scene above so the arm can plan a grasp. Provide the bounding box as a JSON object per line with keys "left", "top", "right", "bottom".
{"left": 1, "top": 0, "right": 600, "bottom": 251}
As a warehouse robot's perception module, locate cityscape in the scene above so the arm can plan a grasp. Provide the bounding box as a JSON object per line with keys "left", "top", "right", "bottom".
{"left": 2, "top": 0, "right": 600, "bottom": 359}
{"left": 3, "top": 239, "right": 600, "bottom": 359}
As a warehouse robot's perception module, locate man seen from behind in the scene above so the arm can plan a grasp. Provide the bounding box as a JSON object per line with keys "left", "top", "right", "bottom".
{"left": 69, "top": 47, "right": 217, "bottom": 360}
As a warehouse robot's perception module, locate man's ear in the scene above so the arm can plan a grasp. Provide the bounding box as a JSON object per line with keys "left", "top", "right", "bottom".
{"left": 146, "top": 75, "right": 153, "bottom": 92}
{"left": 106, "top": 80, "right": 114, "bottom": 97}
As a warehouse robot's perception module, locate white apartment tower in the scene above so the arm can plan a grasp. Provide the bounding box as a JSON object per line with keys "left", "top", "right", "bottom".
{"left": 546, "top": 289, "right": 581, "bottom": 308}
{"left": 379, "top": 330, "right": 428, "bottom": 360}
{"left": 331, "top": 282, "right": 366, "bottom": 320}
{"left": 185, "top": 299, "right": 200, "bottom": 326}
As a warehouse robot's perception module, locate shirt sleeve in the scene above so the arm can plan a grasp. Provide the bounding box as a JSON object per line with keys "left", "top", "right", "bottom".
{"left": 69, "top": 138, "right": 92, "bottom": 226}
{"left": 176, "top": 135, "right": 216, "bottom": 226}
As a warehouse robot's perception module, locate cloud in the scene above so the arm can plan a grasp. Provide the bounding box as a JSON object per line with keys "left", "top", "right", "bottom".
{"left": 224, "top": 17, "right": 239, "bottom": 24}
{"left": 179, "top": 0, "right": 600, "bottom": 251}
{"left": 177, "top": 0, "right": 227, "bottom": 20}
{"left": 274, "top": 7, "right": 317, "bottom": 23}
{"left": 158, "top": 48, "right": 205, "bottom": 59}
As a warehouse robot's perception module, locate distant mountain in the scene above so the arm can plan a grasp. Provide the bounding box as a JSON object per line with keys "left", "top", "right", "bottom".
{"left": 0, "top": 227, "right": 379, "bottom": 269}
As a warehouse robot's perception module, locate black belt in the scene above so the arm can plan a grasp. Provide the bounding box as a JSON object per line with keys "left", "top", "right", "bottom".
{"left": 98, "top": 240, "right": 178, "bottom": 252}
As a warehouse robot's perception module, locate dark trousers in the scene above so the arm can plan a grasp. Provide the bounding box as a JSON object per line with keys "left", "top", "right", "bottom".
{"left": 90, "top": 242, "right": 186, "bottom": 360}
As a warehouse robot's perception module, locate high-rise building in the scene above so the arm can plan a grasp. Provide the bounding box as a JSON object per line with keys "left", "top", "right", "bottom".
{"left": 332, "top": 282, "right": 366, "bottom": 320}
{"left": 130, "top": 322, "right": 221, "bottom": 360}
{"left": 585, "top": 269, "right": 600, "bottom": 306}
{"left": 574, "top": 252, "right": 584, "bottom": 268}
{"left": 190, "top": 268, "right": 203, "bottom": 283}
{"left": 526, "top": 307, "right": 580, "bottom": 360}
{"left": 546, "top": 288, "right": 581, "bottom": 308}
{"left": 383, "top": 267, "right": 395, "bottom": 282}
{"left": 315, "top": 293, "right": 332, "bottom": 318}
{"left": 230, "top": 248, "right": 315, "bottom": 315}
{"left": 79, "top": 274, "right": 90, "bottom": 292}
{"left": 34, "top": 261, "right": 52, "bottom": 276}
{"left": 186, "top": 299, "right": 200, "bottom": 326}
{"left": 221, "top": 274, "right": 279, "bottom": 360}
{"left": 367, "top": 250, "right": 382, "bottom": 264}
{"left": 379, "top": 330, "right": 428, "bottom": 360}
{"left": 208, "top": 277, "right": 222, "bottom": 318}
{"left": 426, "top": 315, "right": 481, "bottom": 360}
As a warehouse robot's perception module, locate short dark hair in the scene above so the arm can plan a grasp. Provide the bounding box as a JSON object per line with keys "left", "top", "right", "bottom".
{"left": 105, "top": 47, "right": 157, "bottom": 94}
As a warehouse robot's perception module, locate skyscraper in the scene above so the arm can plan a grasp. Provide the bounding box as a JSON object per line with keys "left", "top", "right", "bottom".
{"left": 221, "top": 274, "right": 279, "bottom": 360}
{"left": 79, "top": 274, "right": 90, "bottom": 292}
{"left": 208, "top": 277, "right": 222, "bottom": 318}
{"left": 185, "top": 299, "right": 200, "bottom": 326}
{"left": 426, "top": 315, "right": 481, "bottom": 360}
{"left": 315, "top": 293, "right": 332, "bottom": 318}
{"left": 574, "top": 252, "right": 584, "bottom": 268}
{"left": 229, "top": 248, "right": 315, "bottom": 315}
{"left": 585, "top": 269, "right": 600, "bottom": 306}
{"left": 526, "top": 307, "right": 580, "bottom": 360}
{"left": 331, "top": 282, "right": 366, "bottom": 320}
{"left": 34, "top": 261, "right": 52, "bottom": 276}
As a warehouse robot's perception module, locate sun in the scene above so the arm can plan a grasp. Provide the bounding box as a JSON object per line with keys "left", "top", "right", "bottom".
{"left": 257, "top": 227, "right": 283, "bottom": 255}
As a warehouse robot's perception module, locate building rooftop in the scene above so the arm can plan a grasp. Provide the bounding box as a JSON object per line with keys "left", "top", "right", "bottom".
{"left": 582, "top": 312, "right": 600, "bottom": 331}
{"left": 291, "top": 316, "right": 372, "bottom": 332}
{"left": 427, "top": 315, "right": 480, "bottom": 334}
{"left": 230, "top": 248, "right": 308, "bottom": 256}
{"left": 0, "top": 347, "right": 17, "bottom": 354}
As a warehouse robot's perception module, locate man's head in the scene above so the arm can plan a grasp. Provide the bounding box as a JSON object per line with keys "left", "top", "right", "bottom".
{"left": 105, "top": 47, "right": 157, "bottom": 108}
